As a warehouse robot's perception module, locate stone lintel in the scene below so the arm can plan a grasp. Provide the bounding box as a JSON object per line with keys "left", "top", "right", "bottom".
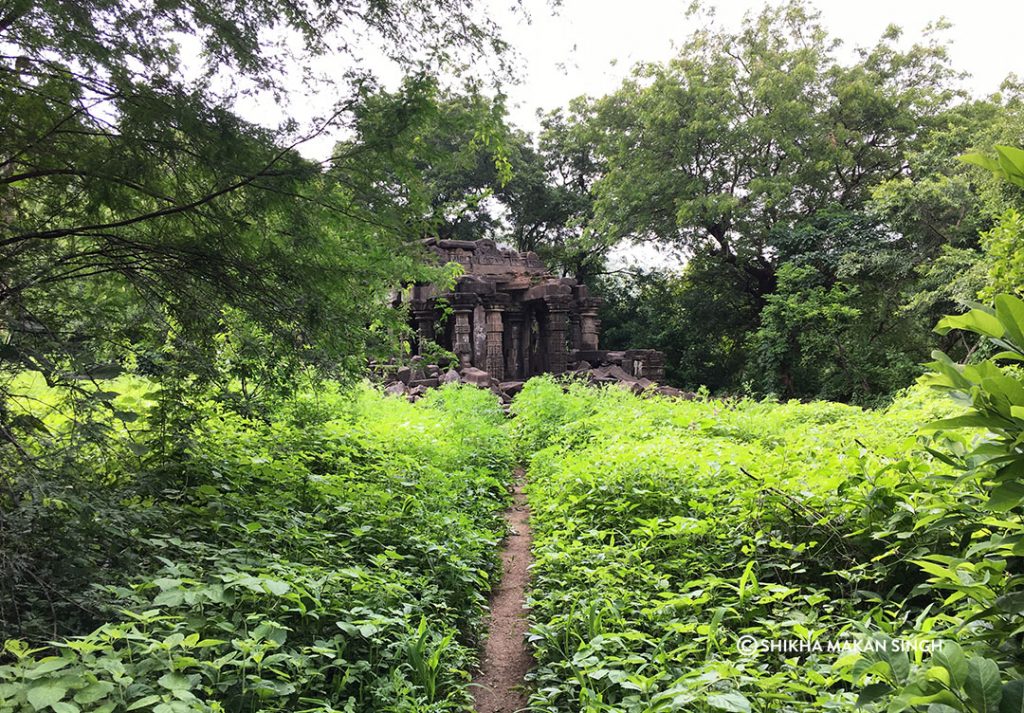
{"left": 455, "top": 275, "right": 497, "bottom": 295}
{"left": 438, "top": 239, "right": 479, "bottom": 250}
{"left": 482, "top": 292, "right": 511, "bottom": 310}
{"left": 542, "top": 294, "right": 573, "bottom": 312}
{"left": 523, "top": 282, "right": 572, "bottom": 302}
{"left": 451, "top": 292, "right": 481, "bottom": 310}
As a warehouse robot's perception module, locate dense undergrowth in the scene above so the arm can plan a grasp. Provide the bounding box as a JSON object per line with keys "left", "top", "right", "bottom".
{"left": 514, "top": 374, "right": 1023, "bottom": 712}
{"left": 6, "top": 296, "right": 1024, "bottom": 713}
{"left": 0, "top": 381, "right": 511, "bottom": 712}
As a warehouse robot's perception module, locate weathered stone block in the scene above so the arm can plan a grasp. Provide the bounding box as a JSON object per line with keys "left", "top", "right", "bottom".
{"left": 604, "top": 365, "right": 636, "bottom": 382}
{"left": 460, "top": 367, "right": 492, "bottom": 388}
{"left": 499, "top": 381, "right": 525, "bottom": 396}
{"left": 384, "top": 382, "right": 408, "bottom": 397}
{"left": 439, "top": 369, "right": 461, "bottom": 384}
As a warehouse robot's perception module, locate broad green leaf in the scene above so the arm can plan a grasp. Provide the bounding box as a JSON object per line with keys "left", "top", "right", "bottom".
{"left": 74, "top": 682, "right": 114, "bottom": 705}
{"left": 1000, "top": 680, "right": 1024, "bottom": 713}
{"left": 933, "top": 642, "right": 968, "bottom": 688}
{"left": 25, "top": 658, "right": 71, "bottom": 679}
{"left": 857, "top": 682, "right": 893, "bottom": 705}
{"left": 935, "top": 310, "right": 1005, "bottom": 338}
{"left": 960, "top": 152, "right": 1001, "bottom": 173}
{"left": 262, "top": 579, "right": 290, "bottom": 596}
{"left": 157, "top": 672, "right": 193, "bottom": 692}
{"left": 922, "top": 414, "right": 1003, "bottom": 433}
{"left": 994, "top": 295, "right": 1024, "bottom": 349}
{"left": 127, "top": 695, "right": 162, "bottom": 710}
{"left": 707, "top": 691, "right": 751, "bottom": 713}
{"left": 986, "top": 481, "right": 1024, "bottom": 512}
{"left": 27, "top": 682, "right": 69, "bottom": 711}
{"left": 913, "top": 559, "right": 956, "bottom": 580}
{"left": 993, "top": 351, "right": 1024, "bottom": 363}
{"left": 995, "top": 146, "right": 1024, "bottom": 183}
{"left": 965, "top": 658, "right": 1002, "bottom": 713}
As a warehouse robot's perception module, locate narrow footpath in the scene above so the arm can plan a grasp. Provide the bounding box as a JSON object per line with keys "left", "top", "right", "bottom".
{"left": 472, "top": 467, "right": 532, "bottom": 713}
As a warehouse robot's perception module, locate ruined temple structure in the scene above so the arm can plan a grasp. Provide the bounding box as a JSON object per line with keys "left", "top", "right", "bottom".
{"left": 397, "top": 238, "right": 667, "bottom": 387}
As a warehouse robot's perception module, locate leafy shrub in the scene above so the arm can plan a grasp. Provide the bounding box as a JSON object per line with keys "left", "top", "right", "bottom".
{"left": 1, "top": 382, "right": 511, "bottom": 712}
{"left": 514, "top": 366, "right": 1023, "bottom": 712}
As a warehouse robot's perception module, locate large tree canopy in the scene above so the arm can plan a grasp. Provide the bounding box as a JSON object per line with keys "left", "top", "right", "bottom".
{"left": 570, "top": 1, "right": 1024, "bottom": 399}
{"left": 581, "top": 2, "right": 965, "bottom": 298}
{"left": 0, "top": 0, "right": 520, "bottom": 643}
{"left": 1, "top": 0, "right": 517, "bottom": 427}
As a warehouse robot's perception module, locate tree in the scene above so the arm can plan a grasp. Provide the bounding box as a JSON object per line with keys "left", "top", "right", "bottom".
{"left": 572, "top": 2, "right": 1023, "bottom": 397}
{"left": 580, "top": 1, "right": 963, "bottom": 302}
{"left": 0, "top": 0, "right": 518, "bottom": 628}
{"left": 745, "top": 210, "right": 931, "bottom": 402}
{"left": 598, "top": 258, "right": 760, "bottom": 390}
{"left": 510, "top": 102, "right": 610, "bottom": 282}
{"left": 0, "top": 0, "right": 516, "bottom": 434}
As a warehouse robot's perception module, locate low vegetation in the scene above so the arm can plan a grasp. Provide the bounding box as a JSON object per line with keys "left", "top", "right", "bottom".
{"left": 514, "top": 297, "right": 1024, "bottom": 712}
{"left": 0, "top": 382, "right": 511, "bottom": 712}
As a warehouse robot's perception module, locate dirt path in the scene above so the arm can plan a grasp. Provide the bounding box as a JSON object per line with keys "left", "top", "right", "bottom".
{"left": 472, "top": 468, "right": 532, "bottom": 713}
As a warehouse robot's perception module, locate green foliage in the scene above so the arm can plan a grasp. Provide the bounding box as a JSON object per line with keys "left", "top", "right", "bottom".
{"left": 576, "top": 4, "right": 1023, "bottom": 399}
{"left": 962, "top": 146, "right": 1024, "bottom": 189}
{"left": 0, "top": 382, "right": 512, "bottom": 711}
{"left": 746, "top": 210, "right": 936, "bottom": 403}
{"left": 366, "top": 91, "right": 610, "bottom": 281}
{"left": 583, "top": 2, "right": 959, "bottom": 276}
{"left": 511, "top": 363, "right": 1022, "bottom": 712}
{"left": 597, "top": 258, "right": 759, "bottom": 391}
{"left": 924, "top": 294, "right": 1024, "bottom": 513}
{"left": 0, "top": 0, "right": 517, "bottom": 523}
{"left": 962, "top": 146, "right": 1024, "bottom": 303}
{"left": 0, "top": 0, "right": 508, "bottom": 368}
{"left": 978, "top": 210, "right": 1024, "bottom": 301}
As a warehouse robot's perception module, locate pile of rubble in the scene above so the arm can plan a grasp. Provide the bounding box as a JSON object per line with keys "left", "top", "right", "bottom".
{"left": 376, "top": 355, "right": 691, "bottom": 404}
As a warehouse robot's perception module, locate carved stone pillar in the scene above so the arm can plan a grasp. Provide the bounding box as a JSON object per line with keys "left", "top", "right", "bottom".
{"left": 522, "top": 310, "right": 535, "bottom": 378}
{"left": 545, "top": 296, "right": 571, "bottom": 375}
{"left": 569, "top": 312, "right": 582, "bottom": 352}
{"left": 505, "top": 309, "right": 524, "bottom": 379}
{"left": 451, "top": 294, "right": 477, "bottom": 369}
{"left": 483, "top": 297, "right": 508, "bottom": 380}
{"left": 410, "top": 302, "right": 435, "bottom": 353}
{"left": 472, "top": 304, "right": 487, "bottom": 368}
{"left": 580, "top": 303, "right": 601, "bottom": 351}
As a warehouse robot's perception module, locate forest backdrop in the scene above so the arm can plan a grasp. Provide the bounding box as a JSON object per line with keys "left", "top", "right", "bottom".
{"left": 404, "top": 5, "right": 1024, "bottom": 404}
{"left": 4, "top": 0, "right": 1024, "bottom": 415}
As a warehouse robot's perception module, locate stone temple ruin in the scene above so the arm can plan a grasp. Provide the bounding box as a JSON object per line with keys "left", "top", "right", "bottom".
{"left": 381, "top": 238, "right": 682, "bottom": 402}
